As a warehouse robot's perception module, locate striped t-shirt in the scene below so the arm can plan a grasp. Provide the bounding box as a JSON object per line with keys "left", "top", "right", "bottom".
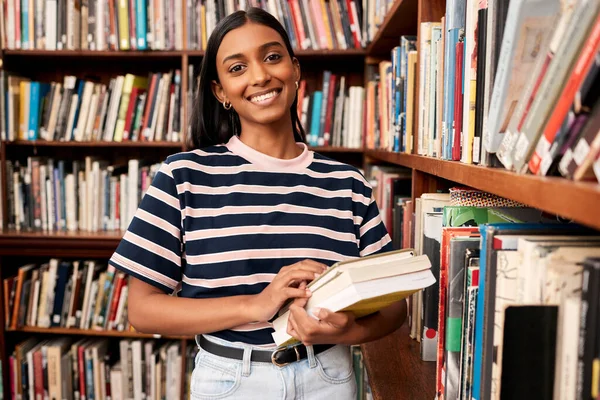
{"left": 109, "top": 135, "right": 393, "bottom": 346}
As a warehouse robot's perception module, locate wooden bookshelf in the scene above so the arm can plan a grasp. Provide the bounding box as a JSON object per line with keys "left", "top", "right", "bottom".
{"left": 366, "top": 0, "right": 419, "bottom": 55}
{"left": 3, "top": 140, "right": 184, "bottom": 149}
{"left": 365, "top": 150, "right": 600, "bottom": 230}
{"left": 5, "top": 326, "right": 193, "bottom": 341}
{"left": 0, "top": 230, "right": 122, "bottom": 257}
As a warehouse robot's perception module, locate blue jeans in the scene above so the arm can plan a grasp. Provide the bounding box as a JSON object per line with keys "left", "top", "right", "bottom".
{"left": 191, "top": 335, "right": 357, "bottom": 399}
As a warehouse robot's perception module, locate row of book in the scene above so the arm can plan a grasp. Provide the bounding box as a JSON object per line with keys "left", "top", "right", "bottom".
{"left": 368, "top": 166, "right": 600, "bottom": 400}
{"left": 0, "top": 0, "right": 383, "bottom": 51}
{"left": 187, "top": 0, "right": 367, "bottom": 51}
{"left": 4, "top": 260, "right": 133, "bottom": 332}
{"left": 366, "top": 0, "right": 600, "bottom": 182}
{"left": 1, "top": 70, "right": 184, "bottom": 143}
{"left": 6, "top": 158, "right": 159, "bottom": 232}
{"left": 364, "top": 36, "right": 417, "bottom": 153}
{"left": 0, "top": 0, "right": 184, "bottom": 51}
{"left": 297, "top": 73, "right": 364, "bottom": 148}
{"left": 10, "top": 338, "right": 187, "bottom": 400}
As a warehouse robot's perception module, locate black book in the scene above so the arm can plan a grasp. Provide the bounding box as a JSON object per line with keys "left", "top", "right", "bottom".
{"left": 577, "top": 258, "right": 600, "bottom": 400}
{"left": 473, "top": 7, "right": 487, "bottom": 164}
{"left": 500, "top": 305, "right": 558, "bottom": 400}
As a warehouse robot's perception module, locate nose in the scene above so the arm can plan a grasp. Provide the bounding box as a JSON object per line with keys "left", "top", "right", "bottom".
{"left": 250, "top": 62, "right": 271, "bottom": 86}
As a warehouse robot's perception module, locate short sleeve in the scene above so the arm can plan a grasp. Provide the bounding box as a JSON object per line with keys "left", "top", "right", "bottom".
{"left": 358, "top": 194, "right": 393, "bottom": 257}
{"left": 109, "top": 160, "right": 183, "bottom": 293}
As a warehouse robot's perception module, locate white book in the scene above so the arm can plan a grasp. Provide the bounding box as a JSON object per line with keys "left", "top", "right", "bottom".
{"left": 45, "top": 0, "right": 57, "bottom": 50}
{"left": 485, "top": 0, "right": 561, "bottom": 154}
{"left": 79, "top": 170, "right": 87, "bottom": 231}
{"left": 29, "top": 278, "right": 41, "bottom": 326}
{"left": 65, "top": 173, "right": 77, "bottom": 231}
{"left": 83, "top": 89, "right": 99, "bottom": 142}
{"left": 127, "top": 159, "right": 139, "bottom": 226}
{"left": 115, "top": 286, "right": 128, "bottom": 331}
{"left": 95, "top": 0, "right": 105, "bottom": 50}
{"left": 45, "top": 83, "right": 63, "bottom": 141}
{"left": 131, "top": 340, "right": 144, "bottom": 400}
{"left": 104, "top": 76, "right": 125, "bottom": 141}
{"left": 66, "top": 261, "right": 80, "bottom": 327}
{"left": 79, "top": 261, "right": 96, "bottom": 329}
{"left": 73, "top": 81, "right": 94, "bottom": 141}
{"left": 110, "top": 363, "right": 123, "bottom": 400}
{"left": 45, "top": 172, "right": 54, "bottom": 230}
{"left": 7, "top": 0, "right": 15, "bottom": 49}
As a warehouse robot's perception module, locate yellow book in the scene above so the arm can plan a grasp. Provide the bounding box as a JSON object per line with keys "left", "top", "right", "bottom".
{"left": 271, "top": 249, "right": 435, "bottom": 347}
{"left": 320, "top": 0, "right": 334, "bottom": 50}
{"left": 201, "top": 5, "right": 207, "bottom": 50}
{"left": 118, "top": 0, "right": 130, "bottom": 50}
{"left": 406, "top": 51, "right": 417, "bottom": 154}
{"left": 19, "top": 81, "right": 31, "bottom": 140}
{"left": 113, "top": 74, "right": 149, "bottom": 142}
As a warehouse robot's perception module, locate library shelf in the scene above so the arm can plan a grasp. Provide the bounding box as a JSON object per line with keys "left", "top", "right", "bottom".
{"left": 0, "top": 230, "right": 123, "bottom": 257}
{"left": 366, "top": 0, "right": 419, "bottom": 56}
{"left": 361, "top": 323, "right": 435, "bottom": 399}
{"left": 5, "top": 326, "right": 193, "bottom": 341}
{"left": 310, "top": 146, "right": 364, "bottom": 153}
{"left": 3, "top": 140, "right": 184, "bottom": 149}
{"left": 365, "top": 150, "right": 600, "bottom": 231}
{"left": 1, "top": 50, "right": 187, "bottom": 58}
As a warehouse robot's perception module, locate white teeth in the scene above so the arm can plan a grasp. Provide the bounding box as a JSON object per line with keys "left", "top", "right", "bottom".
{"left": 250, "top": 90, "right": 278, "bottom": 103}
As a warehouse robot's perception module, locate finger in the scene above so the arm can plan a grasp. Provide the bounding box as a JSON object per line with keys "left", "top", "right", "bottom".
{"left": 282, "top": 286, "right": 312, "bottom": 300}
{"left": 289, "top": 260, "right": 327, "bottom": 274}
{"left": 280, "top": 270, "right": 321, "bottom": 286}
{"left": 313, "top": 308, "right": 350, "bottom": 328}
{"left": 292, "top": 294, "right": 309, "bottom": 308}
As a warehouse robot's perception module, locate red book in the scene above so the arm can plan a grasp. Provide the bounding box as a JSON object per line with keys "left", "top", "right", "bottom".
{"left": 529, "top": 14, "right": 600, "bottom": 174}
{"left": 323, "top": 74, "right": 337, "bottom": 146}
{"left": 140, "top": 74, "right": 159, "bottom": 141}
{"left": 123, "top": 88, "right": 145, "bottom": 141}
{"left": 452, "top": 41, "right": 464, "bottom": 161}
{"left": 289, "top": 0, "right": 307, "bottom": 50}
{"left": 345, "top": 0, "right": 361, "bottom": 48}
{"left": 78, "top": 344, "right": 87, "bottom": 398}
{"left": 107, "top": 273, "right": 126, "bottom": 329}
{"left": 33, "top": 349, "right": 44, "bottom": 400}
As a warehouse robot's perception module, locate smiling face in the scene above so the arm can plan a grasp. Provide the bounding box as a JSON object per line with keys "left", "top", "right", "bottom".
{"left": 211, "top": 21, "right": 301, "bottom": 130}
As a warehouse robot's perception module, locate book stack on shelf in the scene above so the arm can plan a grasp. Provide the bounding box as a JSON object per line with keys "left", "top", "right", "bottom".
{"left": 0, "top": 0, "right": 599, "bottom": 398}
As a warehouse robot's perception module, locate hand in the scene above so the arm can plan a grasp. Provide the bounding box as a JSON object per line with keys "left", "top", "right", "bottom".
{"left": 286, "top": 302, "right": 357, "bottom": 346}
{"left": 250, "top": 260, "right": 327, "bottom": 323}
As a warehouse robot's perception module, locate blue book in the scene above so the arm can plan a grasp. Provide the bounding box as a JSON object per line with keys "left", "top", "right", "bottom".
{"left": 86, "top": 352, "right": 95, "bottom": 400}
{"left": 69, "top": 80, "right": 85, "bottom": 141}
{"left": 51, "top": 262, "right": 71, "bottom": 327}
{"left": 28, "top": 83, "right": 50, "bottom": 140}
{"left": 310, "top": 91, "right": 323, "bottom": 147}
{"left": 472, "top": 222, "right": 592, "bottom": 400}
{"left": 27, "top": 82, "right": 40, "bottom": 140}
{"left": 136, "top": 0, "right": 147, "bottom": 49}
{"left": 393, "top": 46, "right": 401, "bottom": 152}
{"left": 21, "top": 0, "right": 29, "bottom": 49}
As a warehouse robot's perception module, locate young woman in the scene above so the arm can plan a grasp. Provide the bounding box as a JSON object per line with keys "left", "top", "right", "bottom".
{"left": 109, "top": 7, "right": 407, "bottom": 399}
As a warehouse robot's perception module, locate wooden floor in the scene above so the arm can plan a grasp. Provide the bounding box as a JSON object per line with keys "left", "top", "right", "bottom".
{"left": 362, "top": 323, "right": 436, "bottom": 400}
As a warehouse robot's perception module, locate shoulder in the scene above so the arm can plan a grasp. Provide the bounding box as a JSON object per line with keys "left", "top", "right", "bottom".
{"left": 310, "top": 152, "right": 374, "bottom": 196}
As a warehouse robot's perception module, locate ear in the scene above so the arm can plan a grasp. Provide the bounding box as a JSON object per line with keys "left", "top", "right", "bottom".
{"left": 292, "top": 57, "right": 301, "bottom": 83}
{"left": 211, "top": 80, "right": 227, "bottom": 104}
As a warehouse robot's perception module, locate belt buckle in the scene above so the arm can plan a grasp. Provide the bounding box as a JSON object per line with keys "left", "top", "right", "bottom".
{"left": 271, "top": 345, "right": 301, "bottom": 367}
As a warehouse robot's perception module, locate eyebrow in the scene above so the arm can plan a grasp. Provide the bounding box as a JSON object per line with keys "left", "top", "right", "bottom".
{"left": 222, "top": 41, "right": 285, "bottom": 64}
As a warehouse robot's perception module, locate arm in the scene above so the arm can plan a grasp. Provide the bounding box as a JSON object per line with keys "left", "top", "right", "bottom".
{"left": 127, "top": 260, "right": 326, "bottom": 336}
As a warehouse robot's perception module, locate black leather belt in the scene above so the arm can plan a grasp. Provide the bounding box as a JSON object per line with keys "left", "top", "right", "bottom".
{"left": 198, "top": 336, "right": 335, "bottom": 367}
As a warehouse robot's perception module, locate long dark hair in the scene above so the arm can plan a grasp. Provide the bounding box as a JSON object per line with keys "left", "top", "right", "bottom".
{"left": 188, "top": 8, "right": 306, "bottom": 149}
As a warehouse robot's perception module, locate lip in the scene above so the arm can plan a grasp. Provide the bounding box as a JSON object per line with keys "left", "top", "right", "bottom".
{"left": 246, "top": 87, "right": 282, "bottom": 102}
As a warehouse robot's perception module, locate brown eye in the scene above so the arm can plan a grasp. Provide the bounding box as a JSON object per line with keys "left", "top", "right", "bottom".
{"left": 265, "top": 53, "right": 282, "bottom": 62}
{"left": 229, "top": 64, "right": 245, "bottom": 73}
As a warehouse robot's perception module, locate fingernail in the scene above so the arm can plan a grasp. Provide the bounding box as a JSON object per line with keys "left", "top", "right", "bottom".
{"left": 314, "top": 273, "right": 320, "bottom": 279}
{"left": 313, "top": 307, "right": 322, "bottom": 317}
{"left": 306, "top": 289, "right": 312, "bottom": 296}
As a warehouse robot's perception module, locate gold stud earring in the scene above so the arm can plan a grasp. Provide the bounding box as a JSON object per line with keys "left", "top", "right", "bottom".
{"left": 223, "top": 100, "right": 232, "bottom": 110}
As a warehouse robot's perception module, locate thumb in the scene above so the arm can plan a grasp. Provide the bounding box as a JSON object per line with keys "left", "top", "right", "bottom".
{"left": 313, "top": 308, "right": 348, "bottom": 327}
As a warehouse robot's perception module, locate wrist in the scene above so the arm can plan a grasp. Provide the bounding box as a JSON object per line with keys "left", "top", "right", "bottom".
{"left": 246, "top": 294, "right": 267, "bottom": 323}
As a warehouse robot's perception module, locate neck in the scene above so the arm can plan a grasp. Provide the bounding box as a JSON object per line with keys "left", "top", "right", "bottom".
{"left": 238, "top": 113, "right": 301, "bottom": 159}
